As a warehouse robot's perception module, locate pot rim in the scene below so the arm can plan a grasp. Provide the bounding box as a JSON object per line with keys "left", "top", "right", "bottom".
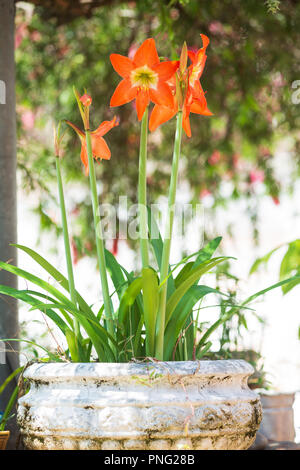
{"left": 260, "top": 391, "right": 296, "bottom": 397}
{"left": 23, "top": 359, "right": 254, "bottom": 380}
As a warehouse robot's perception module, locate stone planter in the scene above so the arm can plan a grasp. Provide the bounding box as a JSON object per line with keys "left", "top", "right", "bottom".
{"left": 18, "top": 360, "right": 262, "bottom": 450}
{"left": 260, "top": 393, "right": 295, "bottom": 442}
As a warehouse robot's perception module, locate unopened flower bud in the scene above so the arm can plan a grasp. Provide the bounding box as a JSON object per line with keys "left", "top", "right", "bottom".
{"left": 80, "top": 94, "right": 92, "bottom": 107}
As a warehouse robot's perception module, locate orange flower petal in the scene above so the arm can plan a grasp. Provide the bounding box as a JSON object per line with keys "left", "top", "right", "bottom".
{"left": 149, "top": 104, "right": 176, "bottom": 132}
{"left": 190, "top": 95, "right": 213, "bottom": 115}
{"left": 153, "top": 60, "right": 179, "bottom": 82}
{"left": 182, "top": 113, "right": 191, "bottom": 137}
{"left": 190, "top": 80, "right": 204, "bottom": 98}
{"left": 133, "top": 38, "right": 160, "bottom": 68}
{"left": 110, "top": 79, "right": 137, "bottom": 107}
{"left": 93, "top": 116, "right": 119, "bottom": 137}
{"left": 200, "top": 34, "right": 210, "bottom": 49}
{"left": 188, "top": 50, "right": 196, "bottom": 63}
{"left": 190, "top": 88, "right": 213, "bottom": 116}
{"left": 136, "top": 90, "right": 150, "bottom": 121}
{"left": 150, "top": 82, "right": 174, "bottom": 108}
{"left": 110, "top": 54, "right": 134, "bottom": 78}
{"left": 80, "top": 141, "right": 89, "bottom": 173}
{"left": 92, "top": 135, "right": 111, "bottom": 160}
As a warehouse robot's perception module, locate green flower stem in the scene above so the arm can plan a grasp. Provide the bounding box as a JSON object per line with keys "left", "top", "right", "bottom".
{"left": 138, "top": 107, "right": 149, "bottom": 268}
{"left": 85, "top": 130, "right": 115, "bottom": 341}
{"left": 155, "top": 111, "right": 183, "bottom": 360}
{"left": 56, "top": 157, "right": 80, "bottom": 338}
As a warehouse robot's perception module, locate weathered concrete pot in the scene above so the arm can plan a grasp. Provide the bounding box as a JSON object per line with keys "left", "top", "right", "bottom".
{"left": 18, "top": 360, "right": 262, "bottom": 450}
{"left": 260, "top": 393, "right": 295, "bottom": 442}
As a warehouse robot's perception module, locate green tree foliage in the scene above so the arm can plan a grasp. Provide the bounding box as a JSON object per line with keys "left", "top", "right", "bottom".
{"left": 16, "top": 0, "right": 300, "bottom": 257}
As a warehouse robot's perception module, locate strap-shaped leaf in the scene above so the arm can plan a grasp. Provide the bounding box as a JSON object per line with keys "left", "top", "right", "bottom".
{"left": 165, "top": 257, "right": 227, "bottom": 324}
{"left": 0, "top": 284, "right": 69, "bottom": 333}
{"left": 164, "top": 285, "right": 219, "bottom": 359}
{"left": 11, "top": 244, "right": 95, "bottom": 319}
{"left": 118, "top": 277, "right": 143, "bottom": 326}
{"left": 104, "top": 249, "right": 127, "bottom": 299}
{"left": 30, "top": 301, "right": 116, "bottom": 362}
{"left": 142, "top": 267, "right": 159, "bottom": 356}
{"left": 193, "top": 237, "right": 222, "bottom": 267}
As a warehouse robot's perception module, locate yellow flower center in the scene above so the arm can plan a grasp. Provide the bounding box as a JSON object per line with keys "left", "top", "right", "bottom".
{"left": 130, "top": 65, "right": 158, "bottom": 90}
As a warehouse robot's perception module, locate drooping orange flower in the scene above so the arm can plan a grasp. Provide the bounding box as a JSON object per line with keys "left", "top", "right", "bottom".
{"left": 65, "top": 116, "right": 119, "bottom": 175}
{"left": 149, "top": 34, "right": 212, "bottom": 137}
{"left": 110, "top": 38, "right": 179, "bottom": 120}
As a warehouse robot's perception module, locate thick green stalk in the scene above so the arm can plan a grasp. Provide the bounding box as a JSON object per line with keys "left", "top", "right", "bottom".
{"left": 85, "top": 130, "right": 115, "bottom": 340}
{"left": 56, "top": 157, "right": 80, "bottom": 338}
{"left": 138, "top": 107, "right": 149, "bottom": 268}
{"left": 155, "top": 111, "right": 183, "bottom": 360}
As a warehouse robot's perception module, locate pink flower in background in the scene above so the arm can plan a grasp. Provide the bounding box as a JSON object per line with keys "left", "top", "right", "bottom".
{"left": 21, "top": 110, "right": 35, "bottom": 130}
{"left": 233, "top": 153, "right": 240, "bottom": 169}
{"left": 15, "top": 23, "right": 28, "bottom": 49}
{"left": 259, "top": 146, "right": 271, "bottom": 158}
{"left": 111, "top": 237, "right": 119, "bottom": 256}
{"left": 71, "top": 238, "right": 79, "bottom": 265}
{"left": 208, "top": 150, "right": 221, "bottom": 165}
{"left": 70, "top": 206, "right": 80, "bottom": 217}
{"left": 58, "top": 45, "right": 70, "bottom": 58}
{"left": 272, "top": 196, "right": 280, "bottom": 205}
{"left": 31, "top": 30, "right": 42, "bottom": 42}
{"left": 272, "top": 72, "right": 285, "bottom": 88}
{"left": 208, "top": 21, "right": 224, "bottom": 35}
{"left": 200, "top": 188, "right": 212, "bottom": 199}
{"left": 249, "top": 169, "right": 265, "bottom": 184}
{"left": 128, "top": 43, "right": 138, "bottom": 60}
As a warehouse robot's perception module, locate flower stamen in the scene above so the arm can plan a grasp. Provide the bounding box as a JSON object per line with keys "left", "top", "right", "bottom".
{"left": 130, "top": 65, "right": 158, "bottom": 90}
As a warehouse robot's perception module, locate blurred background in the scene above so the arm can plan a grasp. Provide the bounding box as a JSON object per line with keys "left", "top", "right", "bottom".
{"left": 13, "top": 0, "right": 300, "bottom": 439}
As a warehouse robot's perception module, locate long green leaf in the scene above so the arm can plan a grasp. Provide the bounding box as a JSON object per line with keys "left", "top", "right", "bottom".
{"left": 165, "top": 257, "right": 227, "bottom": 324}
{"left": 104, "top": 249, "right": 127, "bottom": 300}
{"left": 0, "top": 259, "right": 77, "bottom": 311}
{"left": 11, "top": 244, "right": 96, "bottom": 319}
{"left": 242, "top": 275, "right": 300, "bottom": 306}
{"left": 29, "top": 301, "right": 116, "bottom": 361}
{"left": 0, "top": 385, "right": 19, "bottom": 431}
{"left": 118, "top": 277, "right": 143, "bottom": 326}
{"left": 0, "top": 367, "right": 23, "bottom": 395}
{"left": 142, "top": 267, "right": 159, "bottom": 356}
{"left": 164, "top": 285, "right": 219, "bottom": 359}
{"left": 18, "top": 289, "right": 74, "bottom": 328}
{"left": 0, "top": 285, "right": 69, "bottom": 333}
{"left": 249, "top": 244, "right": 283, "bottom": 274}
{"left": 193, "top": 237, "right": 222, "bottom": 267}
{"left": 0, "top": 338, "right": 60, "bottom": 360}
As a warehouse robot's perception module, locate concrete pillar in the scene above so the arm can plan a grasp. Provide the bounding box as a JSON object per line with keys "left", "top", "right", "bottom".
{"left": 0, "top": 0, "right": 19, "bottom": 450}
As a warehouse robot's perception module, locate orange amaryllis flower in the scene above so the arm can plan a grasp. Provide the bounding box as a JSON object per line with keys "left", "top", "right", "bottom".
{"left": 187, "top": 34, "right": 210, "bottom": 94}
{"left": 110, "top": 38, "right": 179, "bottom": 120}
{"left": 66, "top": 116, "right": 119, "bottom": 175}
{"left": 149, "top": 35, "right": 212, "bottom": 137}
{"left": 149, "top": 79, "right": 212, "bottom": 137}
